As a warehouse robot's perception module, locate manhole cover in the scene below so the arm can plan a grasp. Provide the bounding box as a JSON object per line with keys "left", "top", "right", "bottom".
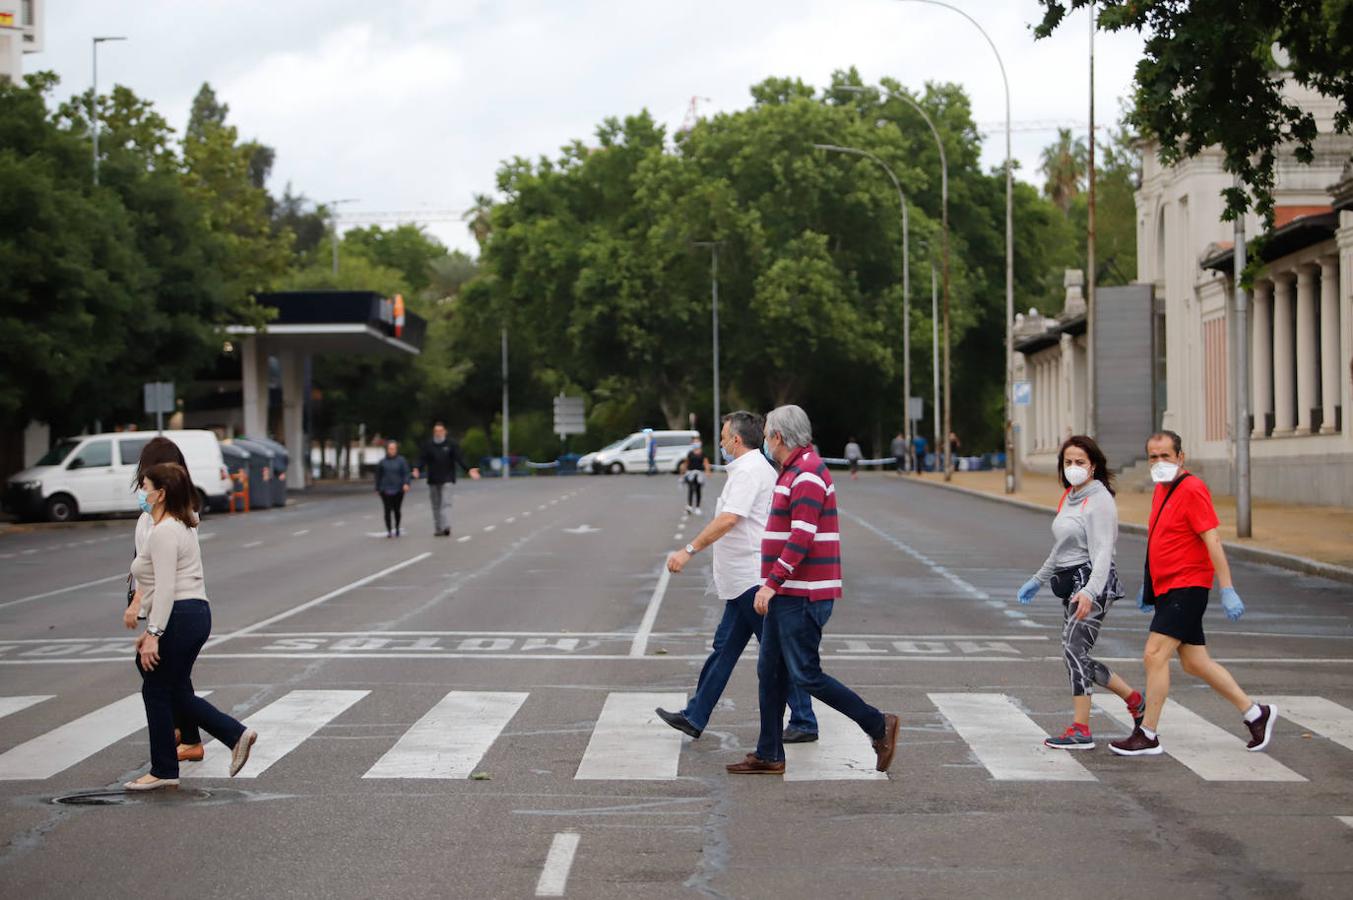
{"left": 52, "top": 788, "right": 216, "bottom": 806}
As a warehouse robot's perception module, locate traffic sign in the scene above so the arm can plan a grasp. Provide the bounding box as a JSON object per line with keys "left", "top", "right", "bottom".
{"left": 143, "top": 382, "right": 174, "bottom": 414}
{"left": 908, "top": 396, "right": 923, "bottom": 421}
{"left": 553, "top": 395, "right": 586, "bottom": 437}
{"left": 1014, "top": 381, "right": 1032, "bottom": 406}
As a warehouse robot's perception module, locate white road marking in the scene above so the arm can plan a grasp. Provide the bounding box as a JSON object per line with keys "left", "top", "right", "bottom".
{"left": 1339, "top": 817, "right": 1353, "bottom": 829}
{"left": 1259, "top": 696, "right": 1353, "bottom": 752}
{"left": 0, "top": 573, "right": 126, "bottom": 611}
{"left": 292, "top": 529, "right": 310, "bottom": 537}
{"left": 522, "top": 511, "right": 532, "bottom": 517}
{"left": 785, "top": 704, "right": 887, "bottom": 781}
{"left": 364, "top": 691, "right": 528, "bottom": 779}
{"left": 575, "top": 692, "right": 685, "bottom": 780}
{"left": 1093, "top": 696, "right": 1306, "bottom": 782}
{"left": 183, "top": 690, "right": 368, "bottom": 779}
{"left": 563, "top": 525, "right": 600, "bottom": 534}
{"left": 242, "top": 540, "right": 264, "bottom": 549}
{"left": 535, "top": 832, "right": 581, "bottom": 897}
{"left": 628, "top": 565, "right": 672, "bottom": 657}
{"left": 0, "top": 695, "right": 52, "bottom": 719}
{"left": 332, "top": 521, "right": 347, "bottom": 527}
{"left": 505, "top": 517, "right": 516, "bottom": 524}
{"left": 538, "top": 505, "right": 547, "bottom": 511}
{"left": 930, "top": 693, "right": 1096, "bottom": 781}
{"left": 484, "top": 525, "right": 496, "bottom": 532}
{"left": 209, "top": 554, "right": 432, "bottom": 646}
{"left": 0, "top": 693, "right": 207, "bottom": 780}
{"left": 457, "top": 535, "right": 472, "bottom": 543}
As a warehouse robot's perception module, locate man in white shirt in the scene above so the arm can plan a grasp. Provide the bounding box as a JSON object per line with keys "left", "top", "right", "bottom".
{"left": 657, "top": 411, "right": 818, "bottom": 741}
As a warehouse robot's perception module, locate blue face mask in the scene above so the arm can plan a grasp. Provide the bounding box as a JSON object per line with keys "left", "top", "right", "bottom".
{"left": 763, "top": 439, "right": 773, "bottom": 460}
{"left": 136, "top": 489, "right": 153, "bottom": 515}
{"left": 719, "top": 446, "right": 732, "bottom": 463}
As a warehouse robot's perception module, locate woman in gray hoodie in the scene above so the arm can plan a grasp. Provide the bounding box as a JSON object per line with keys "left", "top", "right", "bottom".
{"left": 374, "top": 440, "right": 411, "bottom": 538}
{"left": 1017, "top": 435, "right": 1145, "bottom": 750}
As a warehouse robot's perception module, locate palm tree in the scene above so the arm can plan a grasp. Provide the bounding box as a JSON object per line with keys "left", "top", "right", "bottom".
{"left": 1040, "top": 128, "right": 1088, "bottom": 212}
{"left": 464, "top": 194, "right": 495, "bottom": 251}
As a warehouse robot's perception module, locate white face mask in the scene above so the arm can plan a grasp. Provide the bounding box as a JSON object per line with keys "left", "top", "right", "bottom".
{"left": 1151, "top": 461, "right": 1180, "bottom": 483}
{"left": 1064, "top": 464, "right": 1090, "bottom": 487}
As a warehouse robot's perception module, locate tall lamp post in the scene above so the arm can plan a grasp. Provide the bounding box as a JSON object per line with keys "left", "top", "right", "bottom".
{"left": 693, "top": 241, "right": 723, "bottom": 447}
{"left": 896, "top": 0, "right": 1014, "bottom": 490}
{"left": 91, "top": 36, "right": 127, "bottom": 186}
{"left": 811, "top": 143, "right": 911, "bottom": 454}
{"left": 327, "top": 198, "right": 360, "bottom": 276}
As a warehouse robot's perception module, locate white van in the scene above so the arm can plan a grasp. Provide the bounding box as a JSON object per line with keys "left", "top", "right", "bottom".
{"left": 580, "top": 430, "right": 700, "bottom": 474}
{"left": 3, "top": 430, "right": 232, "bottom": 523}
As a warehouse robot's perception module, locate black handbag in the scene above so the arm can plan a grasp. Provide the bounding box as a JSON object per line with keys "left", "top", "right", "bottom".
{"left": 1142, "top": 473, "right": 1190, "bottom": 606}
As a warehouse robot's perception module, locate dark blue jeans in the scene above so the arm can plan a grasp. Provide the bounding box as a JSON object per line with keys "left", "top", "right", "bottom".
{"left": 136, "top": 600, "right": 246, "bottom": 779}
{"left": 681, "top": 586, "right": 817, "bottom": 733}
{"left": 755, "top": 596, "right": 886, "bottom": 763}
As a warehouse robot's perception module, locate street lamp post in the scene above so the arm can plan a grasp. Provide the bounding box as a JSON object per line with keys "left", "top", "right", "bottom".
{"left": 811, "top": 144, "right": 911, "bottom": 454}
{"left": 693, "top": 241, "right": 723, "bottom": 448}
{"left": 91, "top": 36, "right": 127, "bottom": 186}
{"left": 896, "top": 0, "right": 1015, "bottom": 490}
{"left": 327, "top": 199, "right": 360, "bottom": 276}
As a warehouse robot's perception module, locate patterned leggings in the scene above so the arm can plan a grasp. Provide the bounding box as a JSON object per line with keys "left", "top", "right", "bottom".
{"left": 1051, "top": 563, "right": 1121, "bottom": 696}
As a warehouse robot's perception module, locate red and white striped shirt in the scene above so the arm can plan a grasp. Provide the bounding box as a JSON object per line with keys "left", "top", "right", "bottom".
{"left": 760, "top": 446, "right": 842, "bottom": 601}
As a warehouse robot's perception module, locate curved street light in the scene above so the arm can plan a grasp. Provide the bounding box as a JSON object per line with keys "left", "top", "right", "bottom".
{"left": 812, "top": 142, "right": 912, "bottom": 456}
{"left": 894, "top": 0, "right": 1015, "bottom": 490}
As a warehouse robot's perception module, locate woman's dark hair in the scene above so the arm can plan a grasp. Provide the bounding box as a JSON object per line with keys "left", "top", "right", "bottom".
{"left": 143, "top": 463, "right": 199, "bottom": 529}
{"left": 1057, "top": 435, "right": 1115, "bottom": 496}
{"left": 134, "top": 436, "right": 201, "bottom": 512}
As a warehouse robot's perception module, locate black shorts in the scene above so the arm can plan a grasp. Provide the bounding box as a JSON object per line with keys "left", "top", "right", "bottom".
{"left": 1149, "top": 586, "right": 1209, "bottom": 645}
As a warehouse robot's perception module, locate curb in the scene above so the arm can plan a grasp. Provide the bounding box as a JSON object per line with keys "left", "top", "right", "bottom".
{"left": 901, "top": 474, "right": 1353, "bottom": 586}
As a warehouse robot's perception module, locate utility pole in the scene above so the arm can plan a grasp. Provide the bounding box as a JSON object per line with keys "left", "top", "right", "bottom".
{"left": 91, "top": 36, "right": 127, "bottom": 186}
{"left": 693, "top": 241, "right": 724, "bottom": 447}
{"left": 932, "top": 263, "right": 940, "bottom": 468}
{"left": 501, "top": 327, "right": 510, "bottom": 481}
{"left": 328, "top": 199, "right": 359, "bottom": 276}
{"left": 1086, "top": 2, "right": 1098, "bottom": 438}
{"left": 1234, "top": 179, "right": 1252, "bottom": 536}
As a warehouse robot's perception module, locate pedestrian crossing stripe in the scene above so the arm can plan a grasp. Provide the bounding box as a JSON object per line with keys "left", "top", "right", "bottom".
{"left": 1, "top": 691, "right": 1351, "bottom": 784}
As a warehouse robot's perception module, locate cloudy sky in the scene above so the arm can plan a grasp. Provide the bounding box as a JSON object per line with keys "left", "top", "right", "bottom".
{"left": 29, "top": 0, "right": 1145, "bottom": 256}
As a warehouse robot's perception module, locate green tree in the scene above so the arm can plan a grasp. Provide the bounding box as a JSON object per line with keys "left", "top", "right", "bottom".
{"left": 1036, "top": 0, "right": 1353, "bottom": 224}
{"left": 1039, "top": 128, "right": 1087, "bottom": 213}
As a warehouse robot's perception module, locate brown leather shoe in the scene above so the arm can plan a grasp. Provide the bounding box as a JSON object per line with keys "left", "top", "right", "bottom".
{"left": 873, "top": 713, "right": 900, "bottom": 772}
{"left": 177, "top": 743, "right": 205, "bottom": 762}
{"left": 725, "top": 753, "right": 785, "bottom": 775}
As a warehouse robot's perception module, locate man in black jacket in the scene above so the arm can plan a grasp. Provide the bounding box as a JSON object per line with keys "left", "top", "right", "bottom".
{"left": 412, "top": 422, "right": 480, "bottom": 536}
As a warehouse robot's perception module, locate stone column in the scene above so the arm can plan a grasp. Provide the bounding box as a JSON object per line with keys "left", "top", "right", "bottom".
{"left": 279, "top": 349, "right": 307, "bottom": 491}
{"left": 1251, "top": 281, "right": 1272, "bottom": 438}
{"left": 1295, "top": 265, "right": 1319, "bottom": 434}
{"left": 241, "top": 336, "right": 269, "bottom": 438}
{"left": 1319, "top": 256, "right": 1341, "bottom": 433}
{"left": 1272, "top": 273, "right": 1296, "bottom": 435}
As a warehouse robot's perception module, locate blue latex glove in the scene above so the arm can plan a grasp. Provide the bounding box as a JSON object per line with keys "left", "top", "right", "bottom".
{"left": 1017, "top": 577, "right": 1039, "bottom": 605}
{"left": 1220, "top": 587, "right": 1245, "bottom": 621}
{"left": 1137, "top": 585, "right": 1151, "bottom": 613}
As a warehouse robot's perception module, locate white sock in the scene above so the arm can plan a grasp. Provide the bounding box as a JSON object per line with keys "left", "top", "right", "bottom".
{"left": 1243, "top": 704, "right": 1263, "bottom": 723}
{"left": 1141, "top": 726, "right": 1157, "bottom": 740}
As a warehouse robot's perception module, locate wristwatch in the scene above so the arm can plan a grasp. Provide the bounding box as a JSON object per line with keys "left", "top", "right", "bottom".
{"left": 146, "top": 625, "right": 165, "bottom": 637}
{"left": 685, "top": 543, "right": 697, "bottom": 555}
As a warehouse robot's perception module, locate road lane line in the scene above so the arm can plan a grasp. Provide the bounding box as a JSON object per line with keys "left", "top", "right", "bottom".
{"left": 363, "top": 691, "right": 528, "bottom": 779}
{"left": 1257, "top": 696, "right": 1353, "bottom": 752}
{"left": 842, "top": 512, "right": 989, "bottom": 599}
{"left": 292, "top": 529, "right": 310, "bottom": 537}
{"left": 930, "top": 693, "right": 1097, "bottom": 781}
{"left": 506, "top": 517, "right": 516, "bottom": 524}
{"left": 0, "top": 695, "right": 53, "bottom": 719}
{"left": 785, "top": 704, "right": 887, "bottom": 781}
{"left": 628, "top": 565, "right": 672, "bottom": 657}
{"left": 1093, "top": 696, "right": 1306, "bottom": 781}
{"left": 535, "top": 832, "right": 581, "bottom": 897}
{"left": 0, "top": 574, "right": 127, "bottom": 610}
{"left": 484, "top": 525, "right": 496, "bottom": 532}
{"left": 242, "top": 540, "right": 264, "bottom": 549}
{"left": 575, "top": 692, "right": 685, "bottom": 780}
{"left": 208, "top": 554, "right": 432, "bottom": 646}
{"left": 0, "top": 693, "right": 207, "bottom": 780}
{"left": 1340, "top": 817, "right": 1353, "bottom": 829}
{"left": 182, "top": 690, "right": 368, "bottom": 779}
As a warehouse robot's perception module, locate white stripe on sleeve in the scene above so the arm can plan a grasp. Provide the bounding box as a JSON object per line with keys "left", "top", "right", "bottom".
{"left": 790, "top": 520, "right": 818, "bottom": 534}
{"left": 791, "top": 472, "right": 827, "bottom": 490}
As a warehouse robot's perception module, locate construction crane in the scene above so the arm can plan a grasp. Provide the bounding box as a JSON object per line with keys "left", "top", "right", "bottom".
{"left": 677, "top": 96, "right": 713, "bottom": 136}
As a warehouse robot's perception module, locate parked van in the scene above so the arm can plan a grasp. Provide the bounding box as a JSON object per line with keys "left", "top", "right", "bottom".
{"left": 3, "top": 430, "right": 232, "bottom": 523}
{"left": 580, "top": 430, "right": 699, "bottom": 474}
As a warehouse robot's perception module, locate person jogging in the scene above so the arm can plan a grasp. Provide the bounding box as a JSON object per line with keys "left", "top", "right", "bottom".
{"left": 727, "top": 405, "right": 899, "bottom": 776}
{"left": 374, "top": 440, "right": 411, "bottom": 538}
{"left": 124, "top": 464, "right": 256, "bottom": 791}
{"left": 657, "top": 411, "right": 818, "bottom": 744}
{"left": 1110, "top": 430, "right": 1277, "bottom": 757}
{"left": 678, "top": 438, "right": 712, "bottom": 514}
{"left": 1017, "top": 435, "right": 1145, "bottom": 750}
{"left": 412, "top": 422, "right": 480, "bottom": 537}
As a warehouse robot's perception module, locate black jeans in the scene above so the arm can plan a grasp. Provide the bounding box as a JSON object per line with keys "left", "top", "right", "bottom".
{"left": 136, "top": 600, "right": 245, "bottom": 779}
{"left": 381, "top": 491, "right": 405, "bottom": 532}
{"left": 685, "top": 479, "right": 703, "bottom": 508}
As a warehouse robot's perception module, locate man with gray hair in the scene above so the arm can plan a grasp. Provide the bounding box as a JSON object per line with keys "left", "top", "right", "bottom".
{"left": 658, "top": 411, "right": 818, "bottom": 742}
{"left": 727, "top": 404, "right": 900, "bottom": 775}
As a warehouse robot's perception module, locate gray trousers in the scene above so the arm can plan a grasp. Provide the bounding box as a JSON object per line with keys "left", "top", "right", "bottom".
{"left": 428, "top": 483, "right": 452, "bottom": 533}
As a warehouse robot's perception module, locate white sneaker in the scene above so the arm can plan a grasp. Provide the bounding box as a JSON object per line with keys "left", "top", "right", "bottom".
{"left": 694, "top": 507, "right": 702, "bottom": 515}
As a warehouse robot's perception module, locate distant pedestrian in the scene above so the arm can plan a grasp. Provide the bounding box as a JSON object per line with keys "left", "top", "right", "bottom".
{"left": 678, "top": 438, "right": 712, "bottom": 514}
{"left": 844, "top": 437, "right": 863, "bottom": 480}
{"left": 912, "top": 434, "right": 929, "bottom": 475}
{"left": 658, "top": 411, "right": 818, "bottom": 743}
{"left": 124, "top": 463, "right": 256, "bottom": 791}
{"left": 412, "top": 422, "right": 480, "bottom": 537}
{"left": 124, "top": 436, "right": 206, "bottom": 764}
{"left": 1017, "top": 435, "right": 1144, "bottom": 750}
{"left": 947, "top": 431, "right": 961, "bottom": 471}
{"left": 889, "top": 431, "right": 908, "bottom": 475}
{"left": 374, "top": 440, "right": 411, "bottom": 538}
{"left": 1110, "top": 431, "right": 1276, "bottom": 757}
{"left": 727, "top": 405, "right": 899, "bottom": 776}
{"left": 645, "top": 428, "right": 658, "bottom": 475}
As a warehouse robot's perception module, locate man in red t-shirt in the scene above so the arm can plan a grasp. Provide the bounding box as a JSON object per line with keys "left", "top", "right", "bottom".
{"left": 1110, "top": 431, "right": 1278, "bottom": 757}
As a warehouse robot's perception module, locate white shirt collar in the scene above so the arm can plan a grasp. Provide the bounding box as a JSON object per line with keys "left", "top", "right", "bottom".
{"left": 725, "top": 448, "right": 764, "bottom": 472}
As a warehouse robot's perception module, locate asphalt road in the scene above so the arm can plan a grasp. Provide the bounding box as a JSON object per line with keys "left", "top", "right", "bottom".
{"left": 1, "top": 472, "right": 1351, "bottom": 899}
